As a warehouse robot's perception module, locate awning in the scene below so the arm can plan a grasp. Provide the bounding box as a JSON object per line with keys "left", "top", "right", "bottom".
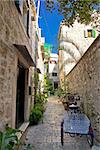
{"left": 14, "top": 44, "right": 36, "bottom": 67}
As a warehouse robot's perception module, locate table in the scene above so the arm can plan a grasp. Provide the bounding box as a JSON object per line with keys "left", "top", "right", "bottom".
{"left": 61, "top": 111, "right": 94, "bottom": 147}
{"left": 69, "top": 104, "right": 79, "bottom": 112}
{"left": 69, "top": 104, "right": 79, "bottom": 108}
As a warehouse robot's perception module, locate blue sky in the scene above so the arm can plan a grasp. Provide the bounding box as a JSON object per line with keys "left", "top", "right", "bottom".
{"left": 38, "top": 1, "right": 63, "bottom": 53}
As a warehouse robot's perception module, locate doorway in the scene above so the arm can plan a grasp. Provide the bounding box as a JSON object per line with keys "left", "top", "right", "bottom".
{"left": 54, "top": 82, "right": 58, "bottom": 89}
{"left": 16, "top": 64, "right": 25, "bottom": 128}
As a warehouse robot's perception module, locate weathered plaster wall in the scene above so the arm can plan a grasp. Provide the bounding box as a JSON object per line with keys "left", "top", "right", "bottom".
{"left": 65, "top": 35, "right": 100, "bottom": 142}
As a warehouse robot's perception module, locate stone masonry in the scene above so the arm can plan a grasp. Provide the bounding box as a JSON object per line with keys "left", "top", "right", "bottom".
{"left": 58, "top": 21, "right": 99, "bottom": 76}
{"left": 65, "top": 35, "right": 100, "bottom": 142}
{"left": 22, "top": 96, "right": 91, "bottom": 150}
{"left": 0, "top": 1, "right": 34, "bottom": 129}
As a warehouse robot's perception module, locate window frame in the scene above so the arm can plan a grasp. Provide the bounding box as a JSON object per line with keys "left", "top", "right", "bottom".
{"left": 52, "top": 72, "right": 57, "bottom": 77}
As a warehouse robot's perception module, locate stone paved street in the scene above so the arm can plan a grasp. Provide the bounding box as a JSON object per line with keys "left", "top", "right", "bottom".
{"left": 24, "top": 96, "right": 91, "bottom": 150}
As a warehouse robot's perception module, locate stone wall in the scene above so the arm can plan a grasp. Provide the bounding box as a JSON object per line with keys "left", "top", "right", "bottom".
{"left": 65, "top": 35, "right": 100, "bottom": 142}
{"left": 0, "top": 1, "right": 34, "bottom": 128}
{"left": 0, "top": 1, "right": 31, "bottom": 51}
{"left": 0, "top": 40, "right": 17, "bottom": 129}
{"left": 58, "top": 21, "right": 99, "bottom": 75}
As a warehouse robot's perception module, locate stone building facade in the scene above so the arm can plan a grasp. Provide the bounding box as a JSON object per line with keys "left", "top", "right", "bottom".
{"left": 58, "top": 21, "right": 98, "bottom": 84}
{"left": 65, "top": 35, "right": 100, "bottom": 142}
{"left": 49, "top": 53, "right": 59, "bottom": 90}
{"left": 0, "top": 0, "right": 36, "bottom": 130}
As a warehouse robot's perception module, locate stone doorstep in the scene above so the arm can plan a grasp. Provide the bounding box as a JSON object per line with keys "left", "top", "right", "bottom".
{"left": 16, "top": 122, "right": 29, "bottom": 140}
{"left": 14, "top": 122, "right": 29, "bottom": 150}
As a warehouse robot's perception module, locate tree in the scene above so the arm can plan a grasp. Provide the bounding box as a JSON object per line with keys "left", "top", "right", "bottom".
{"left": 45, "top": 0, "right": 100, "bottom": 26}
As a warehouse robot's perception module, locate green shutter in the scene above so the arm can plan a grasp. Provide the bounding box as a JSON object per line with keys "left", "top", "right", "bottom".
{"left": 44, "top": 44, "right": 52, "bottom": 51}
{"left": 92, "top": 30, "right": 96, "bottom": 38}
{"left": 44, "top": 43, "right": 52, "bottom": 57}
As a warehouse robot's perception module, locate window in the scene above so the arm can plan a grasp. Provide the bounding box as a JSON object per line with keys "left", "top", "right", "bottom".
{"left": 84, "top": 29, "right": 96, "bottom": 38}
{"left": 54, "top": 82, "right": 58, "bottom": 89}
{"left": 15, "top": 0, "right": 30, "bottom": 36}
{"left": 31, "top": 16, "right": 35, "bottom": 21}
{"left": 88, "top": 30, "right": 92, "bottom": 37}
{"left": 22, "top": 9, "right": 30, "bottom": 37}
{"left": 23, "top": 2, "right": 30, "bottom": 36}
{"left": 50, "top": 60, "right": 57, "bottom": 64}
{"left": 52, "top": 73, "right": 57, "bottom": 76}
{"left": 15, "top": 0, "right": 23, "bottom": 14}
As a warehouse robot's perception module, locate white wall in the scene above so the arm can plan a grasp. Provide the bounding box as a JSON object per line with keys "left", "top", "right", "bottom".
{"left": 59, "top": 21, "right": 99, "bottom": 75}
{"left": 49, "top": 53, "right": 59, "bottom": 83}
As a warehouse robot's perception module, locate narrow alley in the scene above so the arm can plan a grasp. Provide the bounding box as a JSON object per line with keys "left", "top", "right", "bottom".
{"left": 0, "top": 1, "right": 100, "bottom": 149}
{"left": 23, "top": 96, "right": 91, "bottom": 150}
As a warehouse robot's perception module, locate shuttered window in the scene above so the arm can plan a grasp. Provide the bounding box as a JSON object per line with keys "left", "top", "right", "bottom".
{"left": 84, "top": 29, "right": 96, "bottom": 38}
{"left": 15, "top": 0, "right": 30, "bottom": 37}
{"left": 52, "top": 73, "right": 57, "bottom": 76}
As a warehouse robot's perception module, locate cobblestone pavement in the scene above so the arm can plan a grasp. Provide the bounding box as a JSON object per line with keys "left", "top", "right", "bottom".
{"left": 24, "top": 96, "right": 91, "bottom": 150}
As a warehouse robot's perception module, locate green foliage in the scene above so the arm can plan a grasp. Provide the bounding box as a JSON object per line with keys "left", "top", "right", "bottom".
{"left": 44, "top": 74, "right": 54, "bottom": 95}
{"left": 47, "top": 79, "right": 54, "bottom": 95}
{"left": 34, "top": 72, "right": 39, "bottom": 91}
{"left": 55, "top": 87, "right": 64, "bottom": 97}
{"left": 35, "top": 93, "right": 47, "bottom": 104}
{"left": 29, "top": 92, "right": 47, "bottom": 125}
{"left": 0, "top": 125, "right": 21, "bottom": 150}
{"left": 35, "top": 103, "right": 45, "bottom": 114}
{"left": 45, "top": 0, "right": 100, "bottom": 26}
{"left": 55, "top": 87, "right": 67, "bottom": 98}
{"left": 30, "top": 73, "right": 48, "bottom": 125}
{"left": 44, "top": 74, "right": 49, "bottom": 93}
{"left": 40, "top": 93, "right": 48, "bottom": 103}
{"left": 35, "top": 94, "right": 42, "bottom": 104}
{"left": 0, "top": 125, "right": 37, "bottom": 150}
{"left": 29, "top": 106, "right": 43, "bottom": 125}
{"left": 23, "top": 144, "right": 37, "bottom": 150}
{"left": 47, "top": 79, "right": 53, "bottom": 91}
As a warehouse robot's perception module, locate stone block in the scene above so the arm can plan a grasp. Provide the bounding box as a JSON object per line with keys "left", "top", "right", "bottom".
{"left": 65, "top": 36, "right": 100, "bottom": 142}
